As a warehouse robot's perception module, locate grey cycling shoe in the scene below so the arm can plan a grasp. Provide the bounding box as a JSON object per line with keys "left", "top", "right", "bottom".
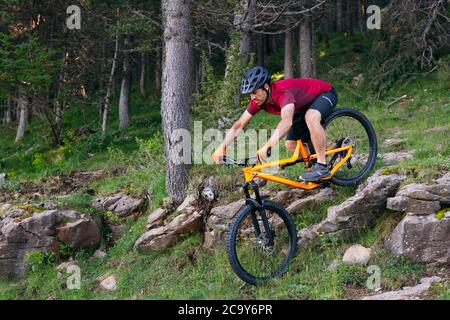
{"left": 300, "top": 163, "right": 331, "bottom": 182}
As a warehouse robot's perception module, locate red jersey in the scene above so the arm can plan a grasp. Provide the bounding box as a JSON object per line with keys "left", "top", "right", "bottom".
{"left": 246, "top": 78, "right": 333, "bottom": 115}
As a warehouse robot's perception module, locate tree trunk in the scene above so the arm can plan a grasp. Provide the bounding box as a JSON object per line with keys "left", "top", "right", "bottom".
{"left": 336, "top": 0, "right": 344, "bottom": 32}
{"left": 284, "top": 29, "right": 294, "bottom": 79}
{"left": 270, "top": 34, "right": 278, "bottom": 54}
{"left": 234, "top": 0, "right": 256, "bottom": 65}
{"left": 298, "top": 17, "right": 314, "bottom": 78}
{"left": 161, "top": 0, "right": 192, "bottom": 204}
{"left": 4, "top": 95, "right": 12, "bottom": 124}
{"left": 345, "top": 1, "right": 354, "bottom": 36}
{"left": 140, "top": 52, "right": 146, "bottom": 98}
{"left": 119, "top": 35, "right": 131, "bottom": 129}
{"left": 256, "top": 34, "right": 265, "bottom": 66}
{"left": 311, "top": 21, "right": 317, "bottom": 77}
{"left": 155, "top": 46, "right": 162, "bottom": 98}
{"left": 53, "top": 99, "right": 64, "bottom": 145}
{"left": 359, "top": 0, "right": 366, "bottom": 35}
{"left": 102, "top": 32, "right": 119, "bottom": 136}
{"left": 15, "top": 90, "right": 29, "bottom": 143}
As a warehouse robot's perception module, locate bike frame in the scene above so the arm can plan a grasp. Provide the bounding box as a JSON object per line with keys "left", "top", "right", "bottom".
{"left": 243, "top": 139, "right": 353, "bottom": 190}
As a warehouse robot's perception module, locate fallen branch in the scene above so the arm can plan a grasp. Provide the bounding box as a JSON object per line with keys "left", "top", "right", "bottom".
{"left": 386, "top": 95, "right": 408, "bottom": 107}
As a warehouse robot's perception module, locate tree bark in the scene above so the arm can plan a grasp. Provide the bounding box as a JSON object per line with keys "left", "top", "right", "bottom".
{"left": 284, "top": 29, "right": 294, "bottom": 79}
{"left": 336, "top": 0, "right": 344, "bottom": 32}
{"left": 4, "top": 95, "right": 12, "bottom": 124}
{"left": 234, "top": 0, "right": 256, "bottom": 65}
{"left": 155, "top": 46, "right": 162, "bottom": 98}
{"left": 298, "top": 17, "right": 314, "bottom": 78}
{"left": 119, "top": 34, "right": 131, "bottom": 129}
{"left": 15, "top": 89, "right": 29, "bottom": 143}
{"left": 53, "top": 98, "right": 65, "bottom": 146}
{"left": 311, "top": 21, "right": 317, "bottom": 77}
{"left": 161, "top": 0, "right": 192, "bottom": 204}
{"left": 256, "top": 34, "right": 265, "bottom": 66}
{"left": 359, "top": 0, "right": 366, "bottom": 35}
{"left": 345, "top": 0, "right": 354, "bottom": 36}
{"left": 102, "top": 32, "right": 119, "bottom": 136}
{"left": 140, "top": 52, "right": 146, "bottom": 98}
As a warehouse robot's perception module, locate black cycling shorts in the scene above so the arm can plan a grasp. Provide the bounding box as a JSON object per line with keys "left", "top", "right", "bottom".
{"left": 286, "top": 87, "right": 338, "bottom": 142}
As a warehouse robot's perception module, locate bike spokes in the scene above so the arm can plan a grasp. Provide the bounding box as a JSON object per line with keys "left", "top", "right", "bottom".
{"left": 234, "top": 208, "right": 292, "bottom": 281}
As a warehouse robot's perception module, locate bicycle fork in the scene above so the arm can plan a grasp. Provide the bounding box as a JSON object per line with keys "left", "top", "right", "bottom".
{"left": 242, "top": 180, "right": 274, "bottom": 246}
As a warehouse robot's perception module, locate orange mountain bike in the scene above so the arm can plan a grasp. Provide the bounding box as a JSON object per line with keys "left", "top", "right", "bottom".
{"left": 220, "top": 108, "right": 377, "bottom": 285}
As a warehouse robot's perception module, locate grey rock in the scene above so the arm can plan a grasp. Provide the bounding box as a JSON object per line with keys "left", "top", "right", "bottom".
{"left": 396, "top": 183, "right": 450, "bottom": 204}
{"left": 201, "top": 186, "right": 215, "bottom": 202}
{"left": 270, "top": 189, "right": 307, "bottom": 205}
{"left": 135, "top": 211, "right": 203, "bottom": 252}
{"left": 401, "top": 183, "right": 449, "bottom": 204}
{"left": 296, "top": 171, "right": 405, "bottom": 248}
{"left": 386, "top": 181, "right": 450, "bottom": 215}
{"left": 105, "top": 221, "right": 127, "bottom": 243}
{"left": 436, "top": 173, "right": 450, "bottom": 184}
{"left": 362, "top": 276, "right": 442, "bottom": 300}
{"left": 0, "top": 203, "right": 13, "bottom": 218}
{"left": 203, "top": 199, "right": 245, "bottom": 249}
{"left": 146, "top": 208, "right": 167, "bottom": 229}
{"left": 0, "top": 209, "right": 100, "bottom": 278}
{"left": 327, "top": 259, "right": 341, "bottom": 271}
{"left": 385, "top": 211, "right": 450, "bottom": 265}
{"left": 287, "top": 188, "right": 335, "bottom": 214}
{"left": 382, "top": 139, "right": 406, "bottom": 149}
{"left": 92, "top": 193, "right": 145, "bottom": 218}
{"left": 318, "top": 171, "right": 405, "bottom": 238}
{"left": 92, "top": 193, "right": 146, "bottom": 242}
{"left": 175, "top": 193, "right": 197, "bottom": 215}
{"left": 342, "top": 244, "right": 372, "bottom": 265}
{"left": 57, "top": 218, "right": 101, "bottom": 250}
{"left": 297, "top": 223, "right": 322, "bottom": 248}
{"left": 0, "top": 173, "right": 6, "bottom": 185}
{"left": 387, "top": 196, "right": 441, "bottom": 215}
{"left": 381, "top": 151, "right": 415, "bottom": 165}
{"left": 56, "top": 259, "right": 78, "bottom": 272}
{"left": 93, "top": 250, "right": 107, "bottom": 259}
{"left": 98, "top": 275, "right": 117, "bottom": 291}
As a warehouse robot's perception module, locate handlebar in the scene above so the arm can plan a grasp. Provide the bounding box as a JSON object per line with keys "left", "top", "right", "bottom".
{"left": 219, "top": 155, "right": 258, "bottom": 167}
{"left": 219, "top": 147, "right": 271, "bottom": 167}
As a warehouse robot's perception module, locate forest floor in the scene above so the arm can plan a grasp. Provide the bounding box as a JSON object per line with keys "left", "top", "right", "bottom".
{"left": 0, "top": 35, "right": 449, "bottom": 300}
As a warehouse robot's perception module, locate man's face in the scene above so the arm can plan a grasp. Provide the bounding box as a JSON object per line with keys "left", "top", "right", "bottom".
{"left": 249, "top": 84, "right": 269, "bottom": 106}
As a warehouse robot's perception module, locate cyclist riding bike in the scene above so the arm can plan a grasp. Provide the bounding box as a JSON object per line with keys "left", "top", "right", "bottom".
{"left": 212, "top": 66, "right": 338, "bottom": 182}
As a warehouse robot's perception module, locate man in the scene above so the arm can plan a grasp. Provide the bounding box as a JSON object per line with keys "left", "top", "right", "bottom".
{"left": 212, "top": 66, "right": 338, "bottom": 182}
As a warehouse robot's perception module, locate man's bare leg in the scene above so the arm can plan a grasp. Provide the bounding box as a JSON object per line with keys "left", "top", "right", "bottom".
{"left": 285, "top": 140, "right": 310, "bottom": 155}
{"left": 305, "top": 109, "right": 326, "bottom": 164}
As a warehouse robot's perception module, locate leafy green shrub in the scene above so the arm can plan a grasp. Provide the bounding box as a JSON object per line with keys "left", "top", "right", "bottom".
{"left": 59, "top": 244, "right": 72, "bottom": 260}
{"left": 335, "top": 263, "right": 368, "bottom": 287}
{"left": 24, "top": 251, "right": 57, "bottom": 272}
{"left": 107, "top": 132, "right": 164, "bottom": 169}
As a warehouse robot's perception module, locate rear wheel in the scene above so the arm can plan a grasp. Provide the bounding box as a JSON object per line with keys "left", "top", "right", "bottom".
{"left": 226, "top": 201, "right": 297, "bottom": 285}
{"left": 324, "top": 108, "right": 377, "bottom": 186}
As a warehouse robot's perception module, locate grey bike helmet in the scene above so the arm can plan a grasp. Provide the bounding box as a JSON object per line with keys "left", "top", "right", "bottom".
{"left": 240, "top": 66, "right": 270, "bottom": 94}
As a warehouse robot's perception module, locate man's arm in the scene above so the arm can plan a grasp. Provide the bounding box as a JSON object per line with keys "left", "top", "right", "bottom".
{"left": 212, "top": 110, "right": 253, "bottom": 163}
{"left": 256, "top": 104, "right": 295, "bottom": 162}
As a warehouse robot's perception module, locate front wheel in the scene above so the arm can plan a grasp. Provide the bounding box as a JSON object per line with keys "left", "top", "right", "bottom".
{"left": 324, "top": 108, "right": 378, "bottom": 186}
{"left": 226, "top": 200, "right": 297, "bottom": 285}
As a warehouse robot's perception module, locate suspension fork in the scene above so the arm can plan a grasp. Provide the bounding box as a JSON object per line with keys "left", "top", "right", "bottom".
{"left": 242, "top": 180, "right": 274, "bottom": 245}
